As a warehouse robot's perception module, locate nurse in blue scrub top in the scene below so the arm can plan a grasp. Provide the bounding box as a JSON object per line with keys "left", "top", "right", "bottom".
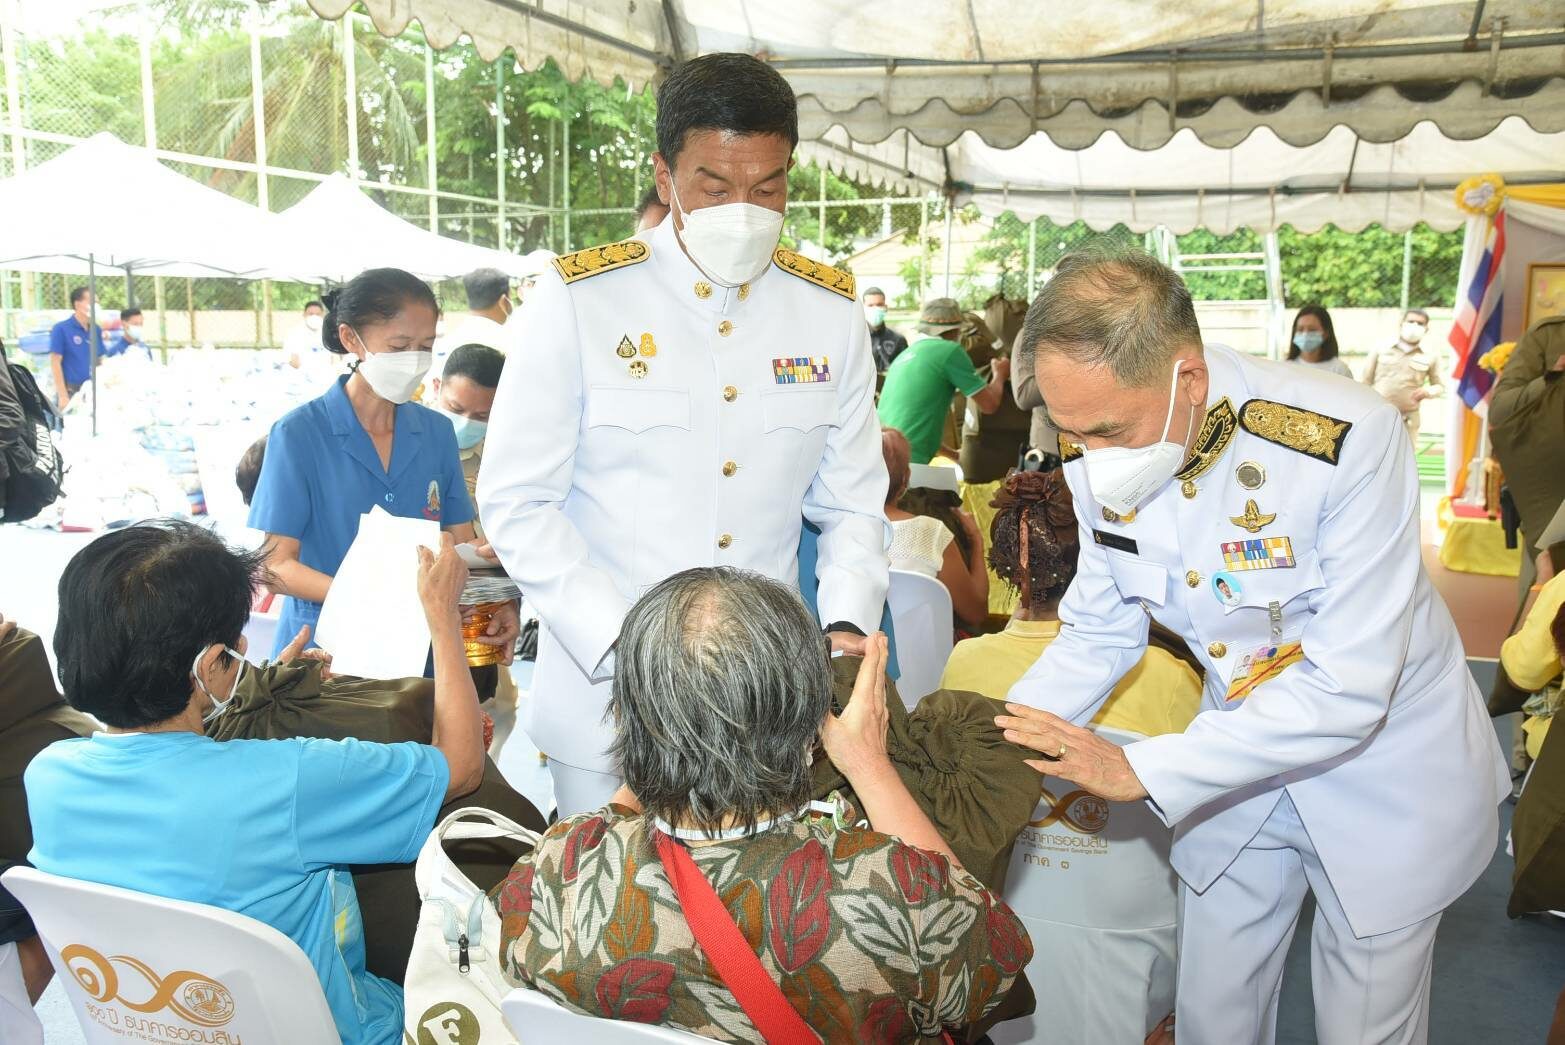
{"left": 248, "top": 267, "right": 518, "bottom": 659}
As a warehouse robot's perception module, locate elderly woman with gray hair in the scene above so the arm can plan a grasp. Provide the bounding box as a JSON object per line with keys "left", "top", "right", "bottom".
{"left": 492, "top": 566, "right": 1030, "bottom": 1041}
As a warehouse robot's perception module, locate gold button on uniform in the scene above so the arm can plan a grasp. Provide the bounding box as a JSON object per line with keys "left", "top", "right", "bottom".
{"left": 1185, "top": 570, "right": 1201, "bottom": 588}
{"left": 717, "top": 534, "right": 733, "bottom": 549}
{"left": 1181, "top": 480, "right": 1199, "bottom": 499}
{"left": 1207, "top": 641, "right": 1228, "bottom": 659}
{"left": 694, "top": 281, "right": 712, "bottom": 299}
{"left": 722, "top": 385, "right": 738, "bottom": 402}
{"left": 738, "top": 284, "right": 751, "bottom": 301}
{"left": 718, "top": 320, "right": 734, "bottom": 337}
{"left": 722, "top": 461, "right": 737, "bottom": 477}
{"left": 1102, "top": 507, "right": 1119, "bottom": 523}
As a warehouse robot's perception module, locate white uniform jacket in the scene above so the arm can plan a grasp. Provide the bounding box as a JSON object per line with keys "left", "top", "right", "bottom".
{"left": 1007, "top": 345, "right": 1509, "bottom": 938}
{"left": 478, "top": 218, "right": 890, "bottom": 769}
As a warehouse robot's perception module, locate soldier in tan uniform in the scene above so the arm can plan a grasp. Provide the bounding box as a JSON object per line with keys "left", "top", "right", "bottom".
{"left": 1360, "top": 308, "right": 1445, "bottom": 441}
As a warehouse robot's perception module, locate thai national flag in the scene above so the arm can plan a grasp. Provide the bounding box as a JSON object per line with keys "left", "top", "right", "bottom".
{"left": 1449, "top": 210, "right": 1506, "bottom": 409}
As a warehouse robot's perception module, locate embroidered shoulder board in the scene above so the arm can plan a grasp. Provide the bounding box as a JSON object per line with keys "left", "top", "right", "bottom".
{"left": 1239, "top": 399, "right": 1352, "bottom": 465}
{"left": 772, "top": 247, "right": 856, "bottom": 300}
{"left": 552, "top": 239, "right": 650, "bottom": 284}
{"left": 1058, "top": 435, "right": 1083, "bottom": 463}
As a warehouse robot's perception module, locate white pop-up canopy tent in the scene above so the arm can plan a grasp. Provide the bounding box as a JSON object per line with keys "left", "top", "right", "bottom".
{"left": 0, "top": 133, "right": 287, "bottom": 278}
{"left": 269, "top": 175, "right": 553, "bottom": 283}
{"left": 304, "top": 0, "right": 1565, "bottom": 234}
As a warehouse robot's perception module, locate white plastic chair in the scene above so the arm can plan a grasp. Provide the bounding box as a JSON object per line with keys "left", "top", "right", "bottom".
{"left": 2, "top": 866, "right": 339, "bottom": 1044}
{"left": 991, "top": 727, "right": 1178, "bottom": 1045}
{"left": 502, "top": 987, "right": 706, "bottom": 1042}
{"left": 885, "top": 568, "right": 954, "bottom": 707}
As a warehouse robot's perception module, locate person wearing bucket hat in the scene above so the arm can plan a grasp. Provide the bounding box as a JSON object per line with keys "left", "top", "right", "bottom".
{"left": 877, "top": 297, "right": 1011, "bottom": 464}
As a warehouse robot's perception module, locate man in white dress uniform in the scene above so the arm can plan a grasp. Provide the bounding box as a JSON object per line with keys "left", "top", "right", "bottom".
{"left": 478, "top": 53, "right": 889, "bottom": 816}
{"left": 995, "top": 251, "right": 1509, "bottom": 1044}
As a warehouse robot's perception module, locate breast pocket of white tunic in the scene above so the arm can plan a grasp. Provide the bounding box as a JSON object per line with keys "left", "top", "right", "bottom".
{"left": 761, "top": 387, "right": 838, "bottom": 496}
{"left": 586, "top": 386, "right": 692, "bottom": 435}
{"left": 1103, "top": 551, "right": 1169, "bottom": 611}
{"left": 1219, "top": 548, "right": 1325, "bottom": 619}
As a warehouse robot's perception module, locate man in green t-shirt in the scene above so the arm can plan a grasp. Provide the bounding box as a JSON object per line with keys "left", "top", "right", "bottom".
{"left": 877, "top": 297, "right": 1011, "bottom": 463}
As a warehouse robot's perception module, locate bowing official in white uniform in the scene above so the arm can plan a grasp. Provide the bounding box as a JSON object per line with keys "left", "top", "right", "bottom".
{"left": 994, "top": 251, "right": 1509, "bottom": 1045}
{"left": 478, "top": 54, "right": 889, "bottom": 816}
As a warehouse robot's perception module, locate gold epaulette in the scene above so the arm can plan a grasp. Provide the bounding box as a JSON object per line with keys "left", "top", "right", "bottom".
{"left": 1058, "top": 435, "right": 1083, "bottom": 463}
{"left": 1239, "top": 399, "right": 1352, "bottom": 465}
{"left": 772, "top": 248, "right": 856, "bottom": 300}
{"left": 552, "top": 239, "right": 650, "bottom": 284}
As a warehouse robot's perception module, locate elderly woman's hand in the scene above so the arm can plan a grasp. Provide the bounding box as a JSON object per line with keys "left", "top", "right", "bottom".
{"left": 470, "top": 599, "right": 521, "bottom": 665}
{"left": 418, "top": 533, "right": 470, "bottom": 629}
{"left": 820, "top": 633, "right": 894, "bottom": 784}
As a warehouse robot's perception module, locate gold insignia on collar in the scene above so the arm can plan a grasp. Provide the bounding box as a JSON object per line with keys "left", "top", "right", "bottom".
{"left": 1058, "top": 435, "right": 1083, "bottom": 463}
{"left": 552, "top": 239, "right": 650, "bottom": 284}
{"left": 772, "top": 248, "right": 856, "bottom": 299}
{"left": 1239, "top": 399, "right": 1352, "bottom": 464}
{"left": 1173, "top": 397, "right": 1238, "bottom": 483}
{"left": 1229, "top": 499, "right": 1277, "bottom": 534}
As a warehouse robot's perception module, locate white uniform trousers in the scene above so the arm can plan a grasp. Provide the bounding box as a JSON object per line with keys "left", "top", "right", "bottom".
{"left": 547, "top": 758, "right": 622, "bottom": 819}
{"left": 1176, "top": 793, "right": 1440, "bottom": 1045}
{"left": 0, "top": 942, "right": 43, "bottom": 1045}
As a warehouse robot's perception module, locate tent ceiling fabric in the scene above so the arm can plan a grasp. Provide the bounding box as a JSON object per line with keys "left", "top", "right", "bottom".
{"left": 801, "top": 116, "right": 1565, "bottom": 234}
{"left": 315, "top": 0, "right": 1565, "bottom": 149}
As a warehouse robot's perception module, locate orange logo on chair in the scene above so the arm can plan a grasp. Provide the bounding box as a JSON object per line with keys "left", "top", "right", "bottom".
{"left": 1028, "top": 787, "right": 1110, "bottom": 835}
{"left": 61, "top": 943, "right": 236, "bottom": 1027}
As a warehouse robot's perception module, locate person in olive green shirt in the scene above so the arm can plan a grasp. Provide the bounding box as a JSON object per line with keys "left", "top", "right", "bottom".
{"left": 877, "top": 297, "right": 1009, "bottom": 463}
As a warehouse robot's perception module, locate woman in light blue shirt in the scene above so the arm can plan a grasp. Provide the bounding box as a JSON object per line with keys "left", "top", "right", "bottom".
{"left": 248, "top": 267, "right": 514, "bottom": 657}
{"left": 26, "top": 520, "right": 485, "bottom": 1045}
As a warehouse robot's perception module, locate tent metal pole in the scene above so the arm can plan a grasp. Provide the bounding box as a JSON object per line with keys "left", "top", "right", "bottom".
{"left": 344, "top": 14, "right": 360, "bottom": 180}
{"left": 496, "top": 62, "right": 507, "bottom": 250}
{"left": 154, "top": 276, "right": 167, "bottom": 357}
{"left": 917, "top": 198, "right": 928, "bottom": 301}
{"left": 88, "top": 254, "right": 99, "bottom": 437}
{"left": 562, "top": 109, "right": 570, "bottom": 253}
{"left": 817, "top": 166, "right": 827, "bottom": 261}
{"left": 425, "top": 42, "right": 438, "bottom": 232}
{"left": 1262, "top": 231, "right": 1283, "bottom": 359}
{"left": 1400, "top": 230, "right": 1414, "bottom": 311}
{"left": 1026, "top": 218, "right": 1036, "bottom": 298}
{"left": 124, "top": 265, "right": 135, "bottom": 308}
{"left": 942, "top": 203, "right": 954, "bottom": 298}
{"left": 249, "top": 6, "right": 273, "bottom": 345}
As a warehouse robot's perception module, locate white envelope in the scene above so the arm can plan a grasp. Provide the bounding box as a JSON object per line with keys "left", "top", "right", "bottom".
{"left": 314, "top": 507, "right": 442, "bottom": 679}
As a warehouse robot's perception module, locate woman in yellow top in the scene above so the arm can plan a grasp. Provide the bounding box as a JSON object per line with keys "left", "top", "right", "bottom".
{"left": 1500, "top": 565, "right": 1565, "bottom": 760}
{"left": 940, "top": 468, "right": 1202, "bottom": 737}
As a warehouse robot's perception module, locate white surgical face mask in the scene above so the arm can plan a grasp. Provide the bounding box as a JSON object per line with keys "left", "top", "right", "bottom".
{"left": 670, "top": 182, "right": 784, "bottom": 287}
{"left": 194, "top": 645, "right": 246, "bottom": 724}
{"left": 1293, "top": 331, "right": 1323, "bottom": 353}
{"left": 865, "top": 305, "right": 888, "bottom": 327}
{"left": 438, "top": 408, "right": 488, "bottom": 450}
{"left": 304, "top": 314, "right": 324, "bottom": 333}
{"left": 1082, "top": 362, "right": 1195, "bottom": 517}
{"left": 351, "top": 330, "right": 430, "bottom": 404}
{"left": 1400, "top": 320, "right": 1426, "bottom": 345}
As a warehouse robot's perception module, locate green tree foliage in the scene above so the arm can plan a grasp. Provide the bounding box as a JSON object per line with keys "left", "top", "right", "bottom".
{"left": 1277, "top": 223, "right": 1462, "bottom": 308}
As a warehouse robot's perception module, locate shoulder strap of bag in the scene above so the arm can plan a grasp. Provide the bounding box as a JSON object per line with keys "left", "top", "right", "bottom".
{"left": 653, "top": 830, "right": 817, "bottom": 1045}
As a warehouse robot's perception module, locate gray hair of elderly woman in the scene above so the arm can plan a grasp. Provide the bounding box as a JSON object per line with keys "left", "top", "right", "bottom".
{"left": 1017, "top": 247, "right": 1201, "bottom": 389}
{"left": 609, "top": 567, "right": 834, "bottom": 837}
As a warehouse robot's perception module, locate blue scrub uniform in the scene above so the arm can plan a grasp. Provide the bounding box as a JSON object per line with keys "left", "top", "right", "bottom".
{"left": 49, "top": 315, "right": 102, "bottom": 388}
{"left": 797, "top": 519, "right": 900, "bottom": 680}
{"left": 248, "top": 374, "right": 473, "bottom": 656}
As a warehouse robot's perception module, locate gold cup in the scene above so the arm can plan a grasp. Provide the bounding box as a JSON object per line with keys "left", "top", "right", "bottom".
{"left": 462, "top": 601, "right": 507, "bottom": 667}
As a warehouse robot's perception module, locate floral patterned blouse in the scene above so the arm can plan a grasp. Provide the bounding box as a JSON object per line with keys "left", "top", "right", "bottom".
{"left": 490, "top": 801, "right": 1032, "bottom": 1043}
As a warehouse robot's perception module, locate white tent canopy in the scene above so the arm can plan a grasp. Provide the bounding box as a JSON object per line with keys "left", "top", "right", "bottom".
{"left": 269, "top": 175, "right": 553, "bottom": 283}
{"left": 310, "top": 0, "right": 1565, "bottom": 150}
{"left": 0, "top": 133, "right": 286, "bottom": 278}
{"left": 800, "top": 115, "right": 1565, "bottom": 233}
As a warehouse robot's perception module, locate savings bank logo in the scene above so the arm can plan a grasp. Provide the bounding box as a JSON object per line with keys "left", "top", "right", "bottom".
{"left": 62, "top": 944, "right": 236, "bottom": 1026}
{"left": 1028, "top": 787, "right": 1110, "bottom": 834}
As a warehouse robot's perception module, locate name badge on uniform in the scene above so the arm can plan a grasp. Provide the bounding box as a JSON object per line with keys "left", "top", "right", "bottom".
{"left": 772, "top": 357, "right": 831, "bottom": 384}
{"left": 1092, "top": 529, "right": 1138, "bottom": 555}
{"left": 1220, "top": 537, "right": 1294, "bottom": 571}
{"left": 1226, "top": 641, "right": 1305, "bottom": 702}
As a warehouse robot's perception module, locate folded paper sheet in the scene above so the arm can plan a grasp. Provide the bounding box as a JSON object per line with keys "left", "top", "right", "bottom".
{"left": 315, "top": 507, "right": 442, "bottom": 679}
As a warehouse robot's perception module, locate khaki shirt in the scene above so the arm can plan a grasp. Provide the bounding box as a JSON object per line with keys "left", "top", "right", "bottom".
{"left": 461, "top": 439, "right": 484, "bottom": 544}
{"left": 1489, "top": 314, "right": 1565, "bottom": 548}
{"left": 1361, "top": 340, "right": 1444, "bottom": 414}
